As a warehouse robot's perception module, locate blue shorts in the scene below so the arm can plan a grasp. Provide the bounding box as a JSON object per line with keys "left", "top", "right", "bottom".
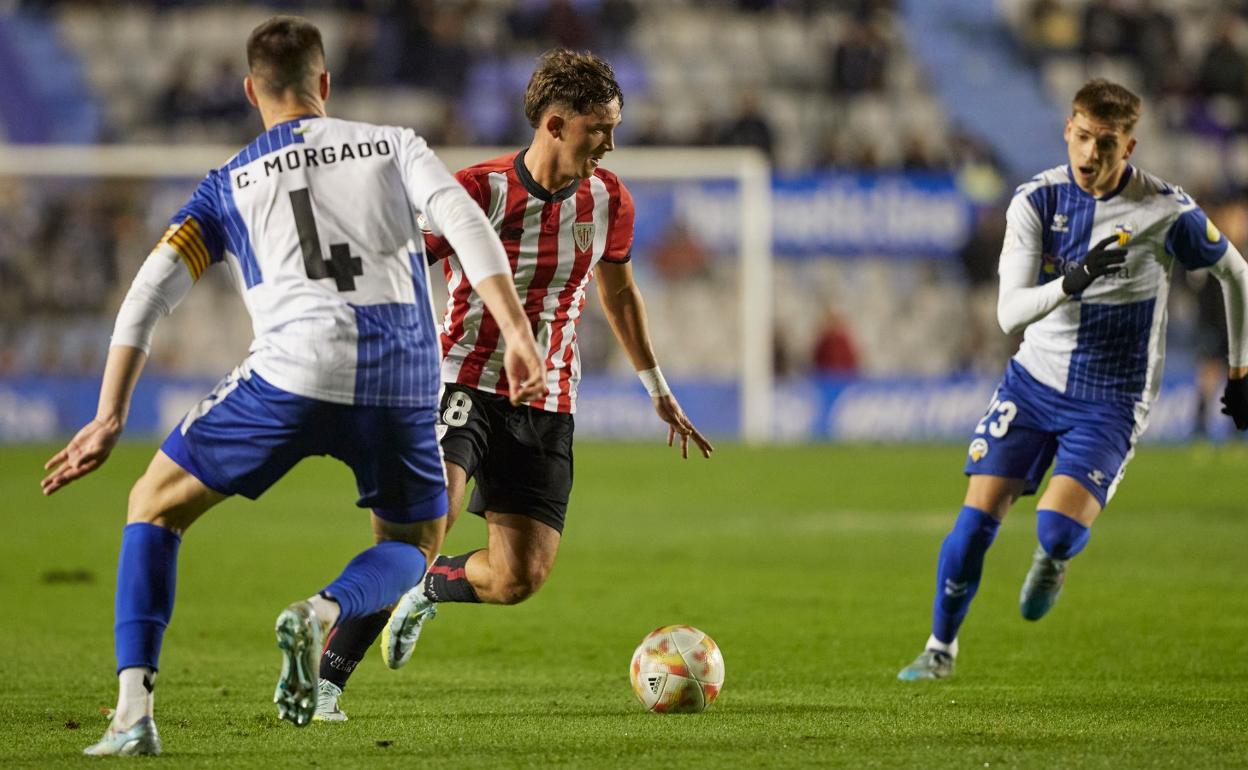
{"left": 962, "top": 360, "right": 1141, "bottom": 507}
{"left": 161, "top": 366, "right": 447, "bottom": 523}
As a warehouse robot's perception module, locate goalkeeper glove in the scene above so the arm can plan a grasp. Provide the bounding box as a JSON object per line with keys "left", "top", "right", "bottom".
{"left": 1221, "top": 377, "right": 1248, "bottom": 431}
{"left": 1062, "top": 234, "right": 1127, "bottom": 295}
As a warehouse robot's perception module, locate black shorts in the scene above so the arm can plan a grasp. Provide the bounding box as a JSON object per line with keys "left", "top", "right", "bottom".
{"left": 438, "top": 383, "right": 574, "bottom": 533}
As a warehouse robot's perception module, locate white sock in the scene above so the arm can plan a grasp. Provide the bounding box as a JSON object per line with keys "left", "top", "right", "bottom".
{"left": 925, "top": 634, "right": 959, "bottom": 659}
{"left": 307, "top": 593, "right": 341, "bottom": 630}
{"left": 114, "top": 667, "right": 154, "bottom": 729}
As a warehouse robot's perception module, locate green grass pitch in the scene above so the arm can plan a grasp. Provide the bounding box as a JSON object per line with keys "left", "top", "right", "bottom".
{"left": 3, "top": 441, "right": 1247, "bottom": 768}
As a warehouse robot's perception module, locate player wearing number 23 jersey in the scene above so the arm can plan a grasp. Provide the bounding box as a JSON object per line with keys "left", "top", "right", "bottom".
{"left": 897, "top": 79, "right": 1248, "bottom": 682}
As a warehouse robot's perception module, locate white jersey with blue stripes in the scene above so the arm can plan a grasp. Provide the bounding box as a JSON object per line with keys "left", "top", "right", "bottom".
{"left": 1002, "top": 164, "right": 1228, "bottom": 405}
{"left": 160, "top": 115, "right": 459, "bottom": 408}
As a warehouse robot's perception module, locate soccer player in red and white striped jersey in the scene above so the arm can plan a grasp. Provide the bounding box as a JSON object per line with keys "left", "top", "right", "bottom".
{"left": 429, "top": 142, "right": 634, "bottom": 413}
{"left": 316, "top": 50, "right": 712, "bottom": 720}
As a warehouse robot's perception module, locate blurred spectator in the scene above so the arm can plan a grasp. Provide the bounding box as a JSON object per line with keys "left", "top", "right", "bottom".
{"left": 1021, "top": 0, "right": 1079, "bottom": 63}
{"left": 631, "top": 114, "right": 669, "bottom": 147}
{"left": 397, "top": 2, "right": 472, "bottom": 96}
{"left": 651, "top": 221, "right": 711, "bottom": 282}
{"left": 1080, "top": 0, "right": 1132, "bottom": 57}
{"left": 597, "top": 0, "right": 638, "bottom": 51}
{"left": 958, "top": 204, "right": 1004, "bottom": 290}
{"left": 811, "top": 309, "right": 860, "bottom": 375}
{"left": 510, "top": 0, "right": 595, "bottom": 50}
{"left": 197, "top": 58, "right": 251, "bottom": 125}
{"left": 1195, "top": 23, "right": 1248, "bottom": 99}
{"left": 901, "top": 134, "right": 948, "bottom": 172}
{"left": 718, "top": 92, "right": 775, "bottom": 162}
{"left": 424, "top": 103, "right": 475, "bottom": 147}
{"left": 829, "top": 19, "right": 889, "bottom": 95}
{"left": 958, "top": 203, "right": 1011, "bottom": 372}
{"left": 1130, "top": 1, "right": 1180, "bottom": 96}
{"left": 153, "top": 62, "right": 198, "bottom": 129}
{"left": 333, "top": 14, "right": 383, "bottom": 89}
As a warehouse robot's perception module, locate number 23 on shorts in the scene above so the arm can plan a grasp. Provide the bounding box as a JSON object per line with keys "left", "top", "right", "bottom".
{"left": 975, "top": 398, "right": 1018, "bottom": 438}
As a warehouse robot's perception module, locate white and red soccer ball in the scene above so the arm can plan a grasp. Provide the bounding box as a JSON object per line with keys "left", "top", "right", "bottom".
{"left": 629, "top": 625, "right": 724, "bottom": 713}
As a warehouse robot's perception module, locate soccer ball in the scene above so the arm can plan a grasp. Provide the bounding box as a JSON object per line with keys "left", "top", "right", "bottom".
{"left": 629, "top": 625, "right": 724, "bottom": 713}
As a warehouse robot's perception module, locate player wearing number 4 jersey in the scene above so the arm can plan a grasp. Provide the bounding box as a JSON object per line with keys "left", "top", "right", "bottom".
{"left": 314, "top": 49, "right": 714, "bottom": 722}
{"left": 898, "top": 79, "right": 1248, "bottom": 681}
{"left": 40, "top": 16, "right": 544, "bottom": 755}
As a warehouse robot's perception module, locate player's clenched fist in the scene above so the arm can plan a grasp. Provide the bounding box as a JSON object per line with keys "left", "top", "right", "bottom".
{"left": 1221, "top": 377, "right": 1248, "bottom": 430}
{"left": 1062, "top": 234, "right": 1128, "bottom": 295}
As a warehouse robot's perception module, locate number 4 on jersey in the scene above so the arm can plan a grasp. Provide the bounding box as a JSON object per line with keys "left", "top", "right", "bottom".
{"left": 289, "top": 188, "right": 363, "bottom": 291}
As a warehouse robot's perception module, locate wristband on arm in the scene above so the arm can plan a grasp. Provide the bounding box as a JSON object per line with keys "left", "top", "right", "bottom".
{"left": 638, "top": 366, "right": 672, "bottom": 398}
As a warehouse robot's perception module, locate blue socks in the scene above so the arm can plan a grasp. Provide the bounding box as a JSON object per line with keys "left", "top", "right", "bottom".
{"left": 115, "top": 523, "right": 181, "bottom": 673}
{"left": 322, "top": 541, "right": 427, "bottom": 620}
{"left": 1037, "top": 509, "right": 1091, "bottom": 560}
{"left": 932, "top": 506, "right": 1001, "bottom": 645}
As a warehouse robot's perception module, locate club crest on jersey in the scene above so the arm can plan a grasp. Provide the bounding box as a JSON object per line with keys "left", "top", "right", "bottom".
{"left": 968, "top": 438, "right": 989, "bottom": 462}
{"left": 573, "top": 222, "right": 595, "bottom": 253}
{"left": 1051, "top": 214, "right": 1069, "bottom": 232}
{"left": 1113, "top": 223, "right": 1134, "bottom": 247}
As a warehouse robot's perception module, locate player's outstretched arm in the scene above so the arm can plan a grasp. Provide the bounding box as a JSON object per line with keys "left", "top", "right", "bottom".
{"left": 1208, "top": 242, "right": 1248, "bottom": 429}
{"left": 42, "top": 345, "right": 147, "bottom": 495}
{"left": 42, "top": 245, "right": 193, "bottom": 494}
{"left": 594, "top": 261, "right": 713, "bottom": 459}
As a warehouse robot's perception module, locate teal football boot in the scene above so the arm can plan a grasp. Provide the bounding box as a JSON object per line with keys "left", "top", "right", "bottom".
{"left": 897, "top": 649, "right": 955, "bottom": 681}
{"left": 1020, "top": 545, "right": 1068, "bottom": 621}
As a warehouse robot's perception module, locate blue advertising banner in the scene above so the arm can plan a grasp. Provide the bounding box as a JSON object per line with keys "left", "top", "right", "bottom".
{"left": 0, "top": 374, "right": 1211, "bottom": 445}
{"left": 629, "top": 172, "right": 975, "bottom": 259}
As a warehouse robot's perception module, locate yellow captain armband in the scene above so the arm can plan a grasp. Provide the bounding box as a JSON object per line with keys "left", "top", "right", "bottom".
{"left": 160, "top": 217, "right": 211, "bottom": 280}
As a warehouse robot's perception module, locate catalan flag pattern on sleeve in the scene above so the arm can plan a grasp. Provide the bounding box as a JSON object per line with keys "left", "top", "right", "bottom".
{"left": 162, "top": 171, "right": 227, "bottom": 281}
{"left": 160, "top": 217, "right": 213, "bottom": 280}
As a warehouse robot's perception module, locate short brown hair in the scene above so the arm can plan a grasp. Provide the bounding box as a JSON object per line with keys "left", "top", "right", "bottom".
{"left": 523, "top": 49, "right": 623, "bottom": 128}
{"left": 1072, "top": 79, "right": 1141, "bottom": 133}
{"left": 246, "top": 16, "right": 325, "bottom": 96}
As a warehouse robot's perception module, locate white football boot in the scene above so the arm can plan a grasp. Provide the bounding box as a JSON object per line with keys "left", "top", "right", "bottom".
{"left": 381, "top": 585, "right": 437, "bottom": 670}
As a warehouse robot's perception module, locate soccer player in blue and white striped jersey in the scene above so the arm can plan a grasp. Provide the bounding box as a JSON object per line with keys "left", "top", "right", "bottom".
{"left": 39, "top": 16, "right": 545, "bottom": 754}
{"left": 898, "top": 79, "right": 1248, "bottom": 681}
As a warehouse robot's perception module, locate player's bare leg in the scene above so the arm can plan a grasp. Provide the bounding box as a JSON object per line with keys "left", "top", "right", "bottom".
{"left": 85, "top": 451, "right": 226, "bottom": 756}
{"left": 460, "top": 512, "right": 561, "bottom": 605}
{"left": 382, "top": 454, "right": 562, "bottom": 665}
{"left": 1020, "top": 475, "right": 1102, "bottom": 621}
{"left": 963, "top": 474, "right": 1025, "bottom": 522}
{"left": 382, "top": 510, "right": 560, "bottom": 668}
{"left": 899, "top": 475, "right": 1025, "bottom": 681}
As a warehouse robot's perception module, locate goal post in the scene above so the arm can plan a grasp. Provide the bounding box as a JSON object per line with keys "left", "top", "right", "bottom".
{"left": 0, "top": 144, "right": 774, "bottom": 442}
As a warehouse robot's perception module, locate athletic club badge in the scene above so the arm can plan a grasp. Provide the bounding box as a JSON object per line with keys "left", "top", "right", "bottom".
{"left": 573, "top": 222, "right": 594, "bottom": 253}
{"left": 968, "top": 438, "right": 989, "bottom": 462}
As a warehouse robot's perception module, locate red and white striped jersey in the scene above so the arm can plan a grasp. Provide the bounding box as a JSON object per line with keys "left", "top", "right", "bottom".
{"left": 425, "top": 149, "right": 635, "bottom": 413}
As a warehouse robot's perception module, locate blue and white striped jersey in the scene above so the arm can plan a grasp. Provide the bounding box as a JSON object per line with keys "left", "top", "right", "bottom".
{"left": 1002, "top": 164, "right": 1228, "bottom": 405}
{"left": 159, "top": 116, "right": 459, "bottom": 408}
